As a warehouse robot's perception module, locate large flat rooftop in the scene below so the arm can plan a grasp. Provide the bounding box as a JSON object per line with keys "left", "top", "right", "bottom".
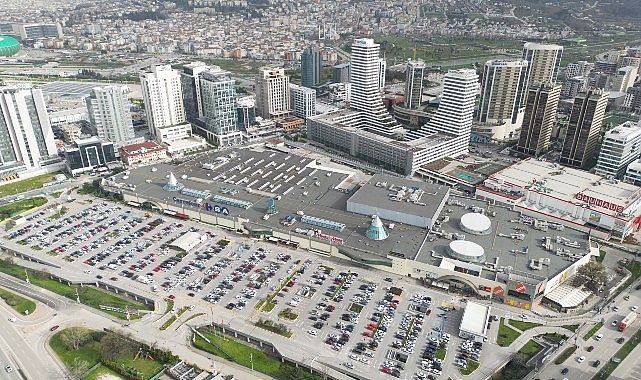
{"left": 414, "top": 194, "right": 592, "bottom": 281}
{"left": 109, "top": 147, "right": 429, "bottom": 261}
{"left": 488, "top": 158, "right": 641, "bottom": 214}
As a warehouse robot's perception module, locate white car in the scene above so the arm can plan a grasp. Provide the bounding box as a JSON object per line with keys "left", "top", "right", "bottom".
{"left": 632, "top": 306, "right": 639, "bottom": 311}
{"left": 577, "top": 356, "right": 585, "bottom": 363}
{"left": 519, "top": 314, "right": 529, "bottom": 319}
{"left": 4, "top": 366, "right": 12, "bottom": 373}
{"left": 307, "top": 329, "right": 318, "bottom": 336}
{"left": 343, "top": 362, "right": 354, "bottom": 369}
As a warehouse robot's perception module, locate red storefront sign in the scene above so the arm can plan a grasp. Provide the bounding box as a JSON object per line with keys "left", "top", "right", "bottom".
{"left": 576, "top": 193, "right": 624, "bottom": 213}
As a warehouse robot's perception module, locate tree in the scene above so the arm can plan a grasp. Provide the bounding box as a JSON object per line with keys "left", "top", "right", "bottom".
{"left": 69, "top": 357, "right": 89, "bottom": 380}
{"left": 100, "top": 332, "right": 134, "bottom": 361}
{"left": 576, "top": 260, "right": 607, "bottom": 292}
{"left": 60, "top": 326, "right": 92, "bottom": 350}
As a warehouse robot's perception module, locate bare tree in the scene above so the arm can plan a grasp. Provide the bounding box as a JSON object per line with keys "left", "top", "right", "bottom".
{"left": 69, "top": 357, "right": 89, "bottom": 380}
{"left": 60, "top": 327, "right": 91, "bottom": 350}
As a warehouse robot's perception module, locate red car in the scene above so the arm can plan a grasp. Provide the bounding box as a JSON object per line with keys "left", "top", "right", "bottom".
{"left": 381, "top": 367, "right": 391, "bottom": 374}
{"left": 168, "top": 295, "right": 176, "bottom": 299}
{"left": 50, "top": 325, "right": 60, "bottom": 332}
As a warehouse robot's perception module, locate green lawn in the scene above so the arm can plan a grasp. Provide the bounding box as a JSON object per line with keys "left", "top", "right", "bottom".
{"left": 518, "top": 339, "right": 544, "bottom": 361}
{"left": 583, "top": 322, "right": 603, "bottom": 341}
{"left": 460, "top": 360, "right": 479, "bottom": 375}
{"left": 562, "top": 324, "right": 580, "bottom": 332}
{"left": 50, "top": 329, "right": 166, "bottom": 380}
{"left": 163, "top": 298, "right": 174, "bottom": 315}
{"left": 497, "top": 318, "right": 522, "bottom": 347}
{"left": 114, "top": 351, "right": 163, "bottom": 379}
{"left": 591, "top": 330, "right": 641, "bottom": 380}
{"left": 0, "top": 286, "right": 36, "bottom": 314}
{"left": 194, "top": 328, "right": 322, "bottom": 380}
{"left": 49, "top": 330, "right": 103, "bottom": 370}
{"left": 508, "top": 319, "right": 542, "bottom": 331}
{"left": 597, "top": 249, "right": 606, "bottom": 263}
{"left": 84, "top": 364, "right": 124, "bottom": 380}
{"left": 0, "top": 197, "right": 47, "bottom": 220}
{"left": 554, "top": 345, "right": 577, "bottom": 365}
{"left": 435, "top": 348, "right": 446, "bottom": 360}
{"left": 0, "top": 260, "right": 152, "bottom": 319}
{"left": 160, "top": 315, "right": 177, "bottom": 331}
{"left": 543, "top": 332, "right": 568, "bottom": 342}
{"left": 0, "top": 173, "right": 59, "bottom": 198}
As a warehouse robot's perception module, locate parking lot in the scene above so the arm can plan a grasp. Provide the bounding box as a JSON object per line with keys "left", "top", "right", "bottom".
{"left": 3, "top": 198, "right": 497, "bottom": 380}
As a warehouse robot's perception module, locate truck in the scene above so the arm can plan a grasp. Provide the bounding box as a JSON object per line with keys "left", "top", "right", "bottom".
{"left": 618, "top": 311, "right": 637, "bottom": 331}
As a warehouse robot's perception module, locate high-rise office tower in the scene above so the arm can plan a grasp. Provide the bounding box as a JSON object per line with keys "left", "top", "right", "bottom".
{"left": 560, "top": 88, "right": 609, "bottom": 168}
{"left": 404, "top": 59, "right": 425, "bottom": 109}
{"left": 596, "top": 121, "right": 641, "bottom": 179}
{"left": 301, "top": 45, "right": 322, "bottom": 88}
{"left": 478, "top": 59, "right": 529, "bottom": 124}
{"left": 198, "top": 67, "right": 242, "bottom": 145}
{"left": 0, "top": 84, "right": 57, "bottom": 170}
{"left": 181, "top": 61, "right": 208, "bottom": 123}
{"left": 333, "top": 63, "right": 350, "bottom": 83}
{"left": 85, "top": 86, "right": 134, "bottom": 145}
{"left": 521, "top": 42, "right": 563, "bottom": 105}
{"left": 140, "top": 65, "right": 185, "bottom": 139}
{"left": 290, "top": 84, "right": 316, "bottom": 118}
{"left": 515, "top": 83, "right": 562, "bottom": 156}
{"left": 255, "top": 67, "right": 291, "bottom": 119}
{"left": 349, "top": 38, "right": 403, "bottom": 136}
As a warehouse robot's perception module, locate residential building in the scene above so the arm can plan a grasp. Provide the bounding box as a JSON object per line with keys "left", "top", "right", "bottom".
{"left": 198, "top": 67, "right": 242, "bottom": 145}
{"left": 333, "top": 63, "right": 350, "bottom": 83}
{"left": 515, "top": 83, "right": 562, "bottom": 156}
{"left": 85, "top": 85, "right": 136, "bottom": 146}
{"left": 565, "top": 61, "right": 593, "bottom": 80}
{"left": 622, "top": 86, "right": 641, "bottom": 113}
{"left": 617, "top": 56, "right": 641, "bottom": 72}
{"left": 119, "top": 140, "right": 167, "bottom": 166}
{"left": 140, "top": 65, "right": 186, "bottom": 139}
{"left": 301, "top": 45, "right": 322, "bottom": 88}
{"left": 475, "top": 59, "right": 528, "bottom": 141}
{"left": 290, "top": 84, "right": 316, "bottom": 119}
{"left": 349, "top": 38, "right": 404, "bottom": 137}
{"left": 61, "top": 123, "right": 82, "bottom": 144}
{"left": 479, "top": 60, "right": 528, "bottom": 124}
{"left": 328, "top": 82, "right": 351, "bottom": 103}
{"left": 563, "top": 76, "right": 587, "bottom": 99}
{"left": 610, "top": 66, "right": 638, "bottom": 93}
{"left": 308, "top": 68, "right": 478, "bottom": 176}
{"left": 255, "top": 67, "right": 291, "bottom": 119}
{"left": 64, "top": 137, "right": 116, "bottom": 176}
{"left": 0, "top": 84, "right": 58, "bottom": 173}
{"left": 594, "top": 61, "right": 619, "bottom": 75}
{"left": 596, "top": 121, "right": 641, "bottom": 179}
{"left": 560, "top": 89, "right": 609, "bottom": 168}
{"left": 404, "top": 59, "right": 425, "bottom": 109}
{"left": 521, "top": 42, "right": 563, "bottom": 105}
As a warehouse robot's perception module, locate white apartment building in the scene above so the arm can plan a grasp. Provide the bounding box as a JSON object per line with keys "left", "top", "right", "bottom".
{"left": 255, "top": 67, "right": 291, "bottom": 119}
{"left": 596, "top": 121, "right": 641, "bottom": 179}
{"left": 140, "top": 65, "right": 186, "bottom": 139}
{"left": 0, "top": 84, "right": 58, "bottom": 173}
{"left": 408, "top": 69, "right": 480, "bottom": 157}
{"left": 475, "top": 59, "right": 528, "bottom": 141}
{"left": 610, "top": 66, "right": 638, "bottom": 93}
{"left": 349, "top": 38, "right": 404, "bottom": 137}
{"left": 290, "top": 84, "right": 316, "bottom": 119}
{"left": 85, "top": 85, "right": 136, "bottom": 146}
